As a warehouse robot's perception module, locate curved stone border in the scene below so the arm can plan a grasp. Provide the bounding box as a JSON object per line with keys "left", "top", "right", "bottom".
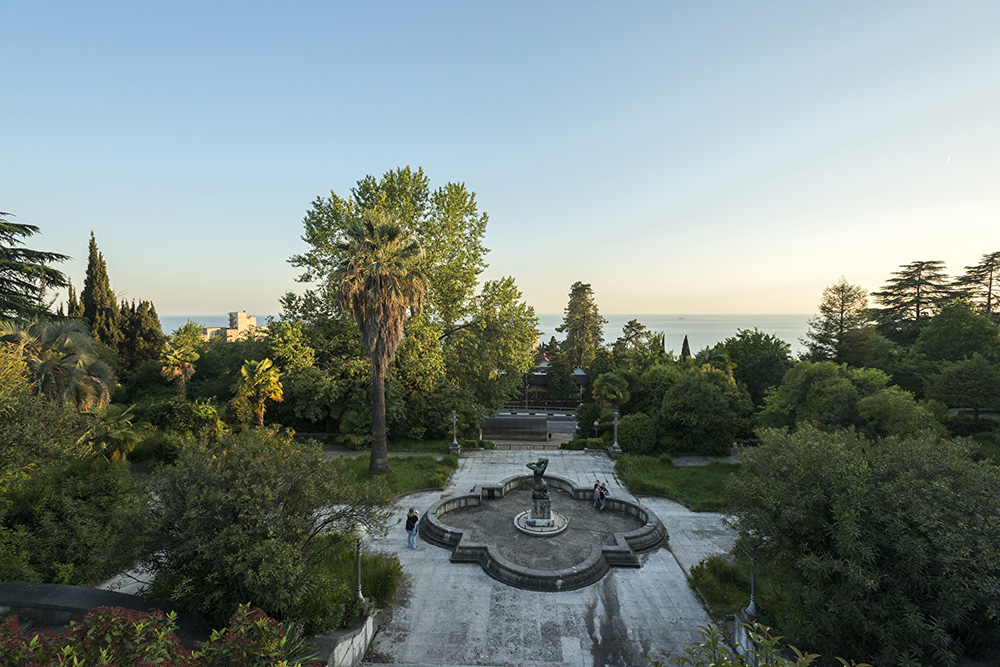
{"left": 420, "top": 474, "right": 668, "bottom": 592}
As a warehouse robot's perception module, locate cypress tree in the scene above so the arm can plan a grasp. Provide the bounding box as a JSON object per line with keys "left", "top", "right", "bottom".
{"left": 80, "top": 232, "right": 123, "bottom": 349}
{"left": 119, "top": 298, "right": 165, "bottom": 374}
{"left": 681, "top": 335, "right": 691, "bottom": 361}
{"left": 65, "top": 280, "right": 84, "bottom": 318}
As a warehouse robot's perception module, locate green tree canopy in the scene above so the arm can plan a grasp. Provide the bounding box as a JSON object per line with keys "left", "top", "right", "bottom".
{"left": 912, "top": 299, "right": 1000, "bottom": 363}
{"left": 759, "top": 360, "right": 941, "bottom": 437}
{"left": 0, "top": 212, "right": 69, "bottom": 320}
{"left": 802, "top": 276, "right": 871, "bottom": 362}
{"left": 925, "top": 353, "right": 1000, "bottom": 419}
{"left": 730, "top": 425, "right": 1000, "bottom": 666}
{"left": 717, "top": 328, "right": 794, "bottom": 407}
{"left": 290, "top": 166, "right": 487, "bottom": 327}
{"left": 659, "top": 365, "right": 752, "bottom": 455}
{"left": 556, "top": 281, "right": 606, "bottom": 371}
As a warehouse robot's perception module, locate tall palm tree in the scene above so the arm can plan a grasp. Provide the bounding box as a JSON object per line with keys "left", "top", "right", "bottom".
{"left": 0, "top": 317, "right": 113, "bottom": 410}
{"left": 333, "top": 211, "right": 426, "bottom": 475}
{"left": 159, "top": 338, "right": 199, "bottom": 398}
{"left": 234, "top": 358, "right": 284, "bottom": 427}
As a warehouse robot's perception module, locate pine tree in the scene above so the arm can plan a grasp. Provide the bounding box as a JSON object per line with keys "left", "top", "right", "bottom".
{"left": 555, "top": 282, "right": 606, "bottom": 370}
{"left": 803, "top": 277, "right": 871, "bottom": 361}
{"left": 960, "top": 251, "right": 1000, "bottom": 318}
{"left": 873, "top": 260, "right": 956, "bottom": 343}
{"left": 0, "top": 212, "right": 69, "bottom": 320}
{"left": 65, "top": 280, "right": 84, "bottom": 318}
{"left": 80, "top": 232, "right": 123, "bottom": 349}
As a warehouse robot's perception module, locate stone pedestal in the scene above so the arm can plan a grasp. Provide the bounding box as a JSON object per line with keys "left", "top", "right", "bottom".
{"left": 529, "top": 497, "right": 554, "bottom": 527}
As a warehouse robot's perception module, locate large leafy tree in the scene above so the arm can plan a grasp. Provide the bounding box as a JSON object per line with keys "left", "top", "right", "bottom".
{"left": 0, "top": 318, "right": 113, "bottom": 411}
{"left": 556, "top": 281, "right": 606, "bottom": 370}
{"left": 80, "top": 232, "right": 123, "bottom": 350}
{"left": 291, "top": 166, "right": 487, "bottom": 327}
{"left": 717, "top": 328, "right": 794, "bottom": 407}
{"left": 802, "top": 276, "right": 871, "bottom": 362}
{"left": 0, "top": 212, "right": 68, "bottom": 320}
{"left": 873, "top": 260, "right": 957, "bottom": 343}
{"left": 234, "top": 357, "right": 284, "bottom": 428}
{"left": 332, "top": 212, "right": 426, "bottom": 475}
{"left": 912, "top": 299, "right": 1000, "bottom": 363}
{"left": 759, "top": 361, "right": 940, "bottom": 438}
{"left": 659, "top": 365, "right": 752, "bottom": 455}
{"left": 926, "top": 353, "right": 1000, "bottom": 419}
{"left": 730, "top": 425, "right": 1000, "bottom": 666}
{"left": 959, "top": 251, "right": 1000, "bottom": 317}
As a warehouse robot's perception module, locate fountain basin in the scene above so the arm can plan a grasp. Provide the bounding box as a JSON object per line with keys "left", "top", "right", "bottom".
{"left": 420, "top": 474, "right": 667, "bottom": 591}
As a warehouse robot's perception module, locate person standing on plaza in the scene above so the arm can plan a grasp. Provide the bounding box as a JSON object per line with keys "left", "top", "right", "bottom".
{"left": 405, "top": 508, "right": 420, "bottom": 549}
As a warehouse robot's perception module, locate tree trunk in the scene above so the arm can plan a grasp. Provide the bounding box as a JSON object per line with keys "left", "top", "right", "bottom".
{"left": 370, "top": 364, "right": 390, "bottom": 475}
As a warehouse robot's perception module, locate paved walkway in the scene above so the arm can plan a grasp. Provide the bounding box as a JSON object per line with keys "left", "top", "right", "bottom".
{"left": 361, "top": 450, "right": 735, "bottom": 667}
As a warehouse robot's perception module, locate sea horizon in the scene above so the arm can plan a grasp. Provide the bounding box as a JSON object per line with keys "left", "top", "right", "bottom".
{"left": 160, "top": 312, "right": 812, "bottom": 356}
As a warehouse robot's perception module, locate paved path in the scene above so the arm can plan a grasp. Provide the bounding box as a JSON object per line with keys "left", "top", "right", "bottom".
{"left": 361, "top": 450, "right": 735, "bottom": 667}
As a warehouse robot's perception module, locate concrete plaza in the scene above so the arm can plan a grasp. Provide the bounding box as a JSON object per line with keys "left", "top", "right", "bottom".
{"left": 361, "top": 449, "right": 735, "bottom": 667}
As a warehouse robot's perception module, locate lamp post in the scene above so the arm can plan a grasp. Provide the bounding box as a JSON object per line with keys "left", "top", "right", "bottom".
{"left": 607, "top": 411, "right": 622, "bottom": 459}
{"left": 450, "top": 409, "right": 461, "bottom": 455}
{"left": 350, "top": 522, "right": 367, "bottom": 605}
{"left": 593, "top": 420, "right": 599, "bottom": 439}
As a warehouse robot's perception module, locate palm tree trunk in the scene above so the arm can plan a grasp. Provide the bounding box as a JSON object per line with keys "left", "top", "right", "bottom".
{"left": 370, "top": 363, "right": 390, "bottom": 475}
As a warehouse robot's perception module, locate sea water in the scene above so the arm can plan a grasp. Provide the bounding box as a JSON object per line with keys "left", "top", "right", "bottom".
{"left": 161, "top": 313, "right": 811, "bottom": 356}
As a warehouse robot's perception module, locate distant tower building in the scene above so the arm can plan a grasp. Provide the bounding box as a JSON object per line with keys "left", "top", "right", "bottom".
{"left": 203, "top": 311, "right": 268, "bottom": 342}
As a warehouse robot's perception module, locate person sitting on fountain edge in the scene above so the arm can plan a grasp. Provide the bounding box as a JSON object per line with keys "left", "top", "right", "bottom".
{"left": 599, "top": 483, "right": 610, "bottom": 511}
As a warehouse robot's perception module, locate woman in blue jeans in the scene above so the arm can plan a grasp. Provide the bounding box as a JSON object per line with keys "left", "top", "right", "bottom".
{"left": 405, "top": 508, "right": 420, "bottom": 549}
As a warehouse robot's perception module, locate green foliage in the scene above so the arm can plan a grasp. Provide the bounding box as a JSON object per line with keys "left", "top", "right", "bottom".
{"left": 730, "top": 425, "right": 1000, "bottom": 666}
{"left": 545, "top": 355, "right": 578, "bottom": 400}
{"left": 75, "top": 403, "right": 148, "bottom": 465}
{"left": 873, "top": 259, "right": 956, "bottom": 344}
{"left": 2, "top": 461, "right": 145, "bottom": 584}
{"left": 80, "top": 232, "right": 124, "bottom": 350}
{"left": 660, "top": 366, "right": 752, "bottom": 456}
{"left": 912, "top": 299, "right": 1000, "bottom": 362}
{"left": 338, "top": 453, "right": 457, "bottom": 495}
{"left": 759, "top": 361, "right": 941, "bottom": 437}
{"left": 718, "top": 329, "right": 794, "bottom": 407}
{"left": 926, "top": 352, "right": 1000, "bottom": 418}
{"left": 0, "top": 212, "right": 68, "bottom": 320}
{"left": 615, "top": 454, "right": 737, "bottom": 511}
{"left": 1, "top": 317, "right": 114, "bottom": 411}
{"left": 557, "top": 281, "right": 606, "bottom": 370}
{"left": 160, "top": 324, "right": 202, "bottom": 399}
{"left": 802, "top": 277, "right": 871, "bottom": 363}
{"left": 0, "top": 605, "right": 323, "bottom": 666}
{"left": 687, "top": 556, "right": 749, "bottom": 618}
{"left": 648, "top": 623, "right": 861, "bottom": 667}
{"left": 146, "top": 429, "right": 391, "bottom": 630}
{"left": 0, "top": 343, "right": 83, "bottom": 489}
{"left": 234, "top": 357, "right": 284, "bottom": 427}
{"left": 592, "top": 371, "right": 630, "bottom": 409}
{"left": 617, "top": 412, "right": 656, "bottom": 454}
{"left": 310, "top": 533, "right": 402, "bottom": 616}
{"left": 118, "top": 298, "right": 166, "bottom": 376}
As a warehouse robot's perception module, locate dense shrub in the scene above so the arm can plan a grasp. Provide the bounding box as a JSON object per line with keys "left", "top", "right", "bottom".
{"left": 659, "top": 367, "right": 751, "bottom": 456}
{"left": 145, "top": 428, "right": 391, "bottom": 631}
{"left": 0, "top": 605, "right": 322, "bottom": 666}
{"left": 730, "top": 425, "right": 1000, "bottom": 665}
{"left": 617, "top": 412, "right": 656, "bottom": 454}
{"left": 2, "top": 461, "right": 145, "bottom": 584}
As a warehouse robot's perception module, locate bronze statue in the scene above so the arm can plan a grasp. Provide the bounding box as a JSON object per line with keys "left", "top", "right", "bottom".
{"left": 526, "top": 457, "right": 549, "bottom": 500}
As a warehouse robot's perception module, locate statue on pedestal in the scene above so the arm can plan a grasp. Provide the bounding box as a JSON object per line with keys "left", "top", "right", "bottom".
{"left": 526, "top": 458, "right": 550, "bottom": 500}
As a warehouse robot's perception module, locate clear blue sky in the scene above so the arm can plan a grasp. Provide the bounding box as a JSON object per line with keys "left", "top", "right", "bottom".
{"left": 4, "top": 2, "right": 999, "bottom": 316}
